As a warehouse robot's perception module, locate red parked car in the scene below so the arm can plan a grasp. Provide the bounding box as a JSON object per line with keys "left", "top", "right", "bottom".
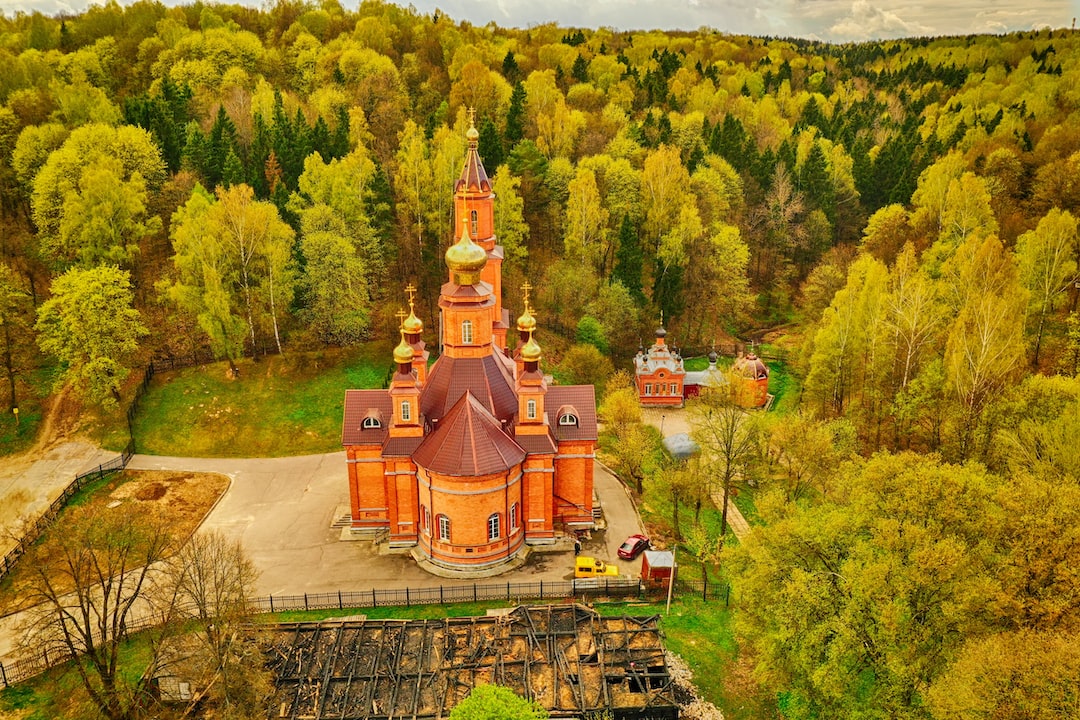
{"left": 617, "top": 534, "right": 650, "bottom": 560}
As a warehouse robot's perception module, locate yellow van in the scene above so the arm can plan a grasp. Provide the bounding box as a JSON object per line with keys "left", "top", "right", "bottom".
{"left": 575, "top": 556, "right": 619, "bottom": 578}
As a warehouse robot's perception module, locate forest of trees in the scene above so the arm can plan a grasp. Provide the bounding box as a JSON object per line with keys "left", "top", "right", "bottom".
{"left": 1, "top": 2, "right": 1079, "bottom": 717}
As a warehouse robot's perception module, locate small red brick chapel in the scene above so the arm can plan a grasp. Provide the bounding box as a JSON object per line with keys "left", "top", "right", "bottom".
{"left": 341, "top": 121, "right": 598, "bottom": 572}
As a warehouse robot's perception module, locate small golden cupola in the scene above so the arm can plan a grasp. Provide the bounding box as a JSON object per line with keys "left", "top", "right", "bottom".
{"left": 516, "top": 327, "right": 547, "bottom": 431}
{"left": 403, "top": 305, "right": 423, "bottom": 335}
{"left": 400, "top": 283, "right": 430, "bottom": 384}
{"left": 521, "top": 331, "right": 542, "bottom": 365}
{"left": 517, "top": 303, "right": 536, "bottom": 334}
{"left": 389, "top": 325, "right": 422, "bottom": 437}
{"left": 445, "top": 222, "right": 487, "bottom": 285}
{"left": 393, "top": 327, "right": 414, "bottom": 368}
{"left": 516, "top": 281, "right": 537, "bottom": 345}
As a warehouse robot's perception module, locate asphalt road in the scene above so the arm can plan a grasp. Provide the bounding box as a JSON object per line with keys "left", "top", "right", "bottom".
{"left": 125, "top": 453, "right": 648, "bottom": 596}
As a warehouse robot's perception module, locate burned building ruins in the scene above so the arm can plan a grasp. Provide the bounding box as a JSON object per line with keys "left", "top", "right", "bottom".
{"left": 264, "top": 604, "right": 678, "bottom": 720}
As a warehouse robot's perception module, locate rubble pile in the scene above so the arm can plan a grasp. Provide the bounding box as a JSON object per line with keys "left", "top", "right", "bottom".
{"left": 666, "top": 651, "right": 726, "bottom": 720}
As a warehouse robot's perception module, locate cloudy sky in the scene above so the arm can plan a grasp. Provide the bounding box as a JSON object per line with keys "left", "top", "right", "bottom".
{"left": 1, "top": 0, "right": 1074, "bottom": 42}
{"left": 416, "top": 0, "right": 1074, "bottom": 41}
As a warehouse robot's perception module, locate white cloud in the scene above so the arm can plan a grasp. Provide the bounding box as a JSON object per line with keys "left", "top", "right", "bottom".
{"left": 0, "top": 0, "right": 1072, "bottom": 42}
{"left": 825, "top": 0, "right": 933, "bottom": 40}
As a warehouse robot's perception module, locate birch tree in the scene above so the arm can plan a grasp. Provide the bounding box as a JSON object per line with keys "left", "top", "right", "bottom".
{"left": 1016, "top": 209, "right": 1079, "bottom": 367}
{"left": 943, "top": 234, "right": 1027, "bottom": 459}
{"left": 564, "top": 166, "right": 609, "bottom": 275}
{"left": 35, "top": 265, "right": 147, "bottom": 409}
{"left": 167, "top": 184, "right": 295, "bottom": 361}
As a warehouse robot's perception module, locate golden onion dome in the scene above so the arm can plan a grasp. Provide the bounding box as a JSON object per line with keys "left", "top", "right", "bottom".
{"left": 403, "top": 306, "right": 424, "bottom": 334}
{"left": 393, "top": 331, "right": 414, "bottom": 365}
{"left": 445, "top": 224, "right": 487, "bottom": 283}
{"left": 521, "top": 333, "right": 542, "bottom": 363}
{"left": 466, "top": 125, "right": 479, "bottom": 141}
{"left": 517, "top": 304, "right": 536, "bottom": 333}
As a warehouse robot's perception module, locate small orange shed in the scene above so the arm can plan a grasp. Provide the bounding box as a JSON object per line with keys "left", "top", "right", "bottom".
{"left": 641, "top": 550, "right": 676, "bottom": 588}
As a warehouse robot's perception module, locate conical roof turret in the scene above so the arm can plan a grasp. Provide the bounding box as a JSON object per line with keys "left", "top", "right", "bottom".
{"left": 456, "top": 110, "right": 490, "bottom": 193}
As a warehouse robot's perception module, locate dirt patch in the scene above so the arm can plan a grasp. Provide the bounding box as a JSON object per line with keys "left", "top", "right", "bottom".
{"left": 134, "top": 482, "right": 167, "bottom": 501}
{"left": 0, "top": 470, "right": 229, "bottom": 616}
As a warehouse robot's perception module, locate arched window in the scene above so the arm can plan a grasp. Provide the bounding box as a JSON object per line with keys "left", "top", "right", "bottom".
{"left": 510, "top": 503, "right": 518, "bottom": 531}
{"left": 462, "top": 320, "right": 473, "bottom": 344}
{"left": 420, "top": 505, "right": 429, "bottom": 532}
{"left": 558, "top": 412, "right": 579, "bottom": 426}
{"left": 400, "top": 400, "right": 411, "bottom": 422}
{"left": 644, "top": 383, "right": 653, "bottom": 396}
{"left": 487, "top": 513, "right": 500, "bottom": 540}
{"left": 470, "top": 210, "right": 478, "bottom": 237}
{"left": 437, "top": 514, "right": 450, "bottom": 542}
{"left": 526, "top": 398, "right": 537, "bottom": 419}
{"left": 362, "top": 416, "right": 381, "bottom": 429}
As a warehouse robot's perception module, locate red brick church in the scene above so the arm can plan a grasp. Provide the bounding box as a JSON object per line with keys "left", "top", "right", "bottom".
{"left": 341, "top": 122, "right": 597, "bottom": 572}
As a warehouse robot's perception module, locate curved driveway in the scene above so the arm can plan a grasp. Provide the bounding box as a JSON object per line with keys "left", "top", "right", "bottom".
{"left": 126, "top": 453, "right": 646, "bottom": 597}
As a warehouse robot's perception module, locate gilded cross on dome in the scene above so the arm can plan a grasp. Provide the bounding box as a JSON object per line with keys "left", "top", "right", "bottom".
{"left": 521, "top": 281, "right": 533, "bottom": 308}
{"left": 395, "top": 308, "right": 408, "bottom": 327}
{"left": 405, "top": 283, "right": 417, "bottom": 306}
{"left": 467, "top": 107, "right": 476, "bottom": 128}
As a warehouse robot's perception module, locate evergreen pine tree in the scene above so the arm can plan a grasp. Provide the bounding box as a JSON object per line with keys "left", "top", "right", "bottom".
{"left": 478, "top": 116, "right": 504, "bottom": 170}
{"left": 249, "top": 112, "right": 272, "bottom": 198}
{"left": 206, "top": 105, "right": 239, "bottom": 189}
{"left": 331, "top": 106, "right": 350, "bottom": 157}
{"left": 612, "top": 214, "right": 645, "bottom": 302}
{"left": 311, "top": 116, "right": 332, "bottom": 161}
{"left": 652, "top": 261, "right": 685, "bottom": 326}
{"left": 221, "top": 148, "right": 245, "bottom": 188}
{"left": 366, "top": 163, "right": 396, "bottom": 250}
{"left": 505, "top": 83, "right": 526, "bottom": 145}
{"left": 800, "top": 142, "right": 835, "bottom": 222}
{"left": 181, "top": 122, "right": 209, "bottom": 181}
{"left": 572, "top": 54, "right": 589, "bottom": 83}
{"left": 502, "top": 50, "right": 521, "bottom": 83}
{"left": 714, "top": 114, "right": 748, "bottom": 169}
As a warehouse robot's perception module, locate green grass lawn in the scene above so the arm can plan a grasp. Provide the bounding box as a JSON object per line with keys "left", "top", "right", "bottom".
{"left": 0, "top": 364, "right": 57, "bottom": 457}
{"left": 0, "top": 635, "right": 154, "bottom": 720}
{"left": 2, "top": 595, "right": 747, "bottom": 720}
{"left": 261, "top": 596, "right": 742, "bottom": 715}
{"left": 125, "top": 344, "right": 392, "bottom": 457}
{"left": 766, "top": 358, "right": 798, "bottom": 412}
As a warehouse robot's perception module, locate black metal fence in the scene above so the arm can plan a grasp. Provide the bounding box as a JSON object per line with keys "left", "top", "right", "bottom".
{"left": 0, "top": 356, "right": 159, "bottom": 585}
{"left": 250, "top": 577, "right": 646, "bottom": 614}
{"left": 0, "top": 441, "right": 134, "bottom": 584}
{"left": 0, "top": 576, "right": 727, "bottom": 688}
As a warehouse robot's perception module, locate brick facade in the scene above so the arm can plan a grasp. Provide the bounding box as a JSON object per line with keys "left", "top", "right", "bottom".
{"left": 342, "top": 123, "right": 597, "bottom": 572}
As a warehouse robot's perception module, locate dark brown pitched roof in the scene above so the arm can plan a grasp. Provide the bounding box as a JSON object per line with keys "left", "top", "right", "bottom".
{"left": 412, "top": 391, "right": 526, "bottom": 476}
{"left": 456, "top": 145, "right": 491, "bottom": 193}
{"left": 421, "top": 354, "right": 517, "bottom": 424}
{"left": 440, "top": 281, "right": 492, "bottom": 300}
{"left": 515, "top": 433, "right": 557, "bottom": 455}
{"left": 342, "top": 390, "right": 391, "bottom": 446}
{"left": 384, "top": 436, "right": 424, "bottom": 457}
{"left": 546, "top": 386, "right": 598, "bottom": 442}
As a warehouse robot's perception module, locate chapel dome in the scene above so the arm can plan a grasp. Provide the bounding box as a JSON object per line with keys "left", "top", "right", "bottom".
{"left": 393, "top": 332, "right": 414, "bottom": 365}
{"left": 403, "top": 308, "right": 424, "bottom": 334}
{"left": 445, "top": 225, "right": 487, "bottom": 279}
{"left": 521, "top": 334, "right": 542, "bottom": 363}
{"left": 517, "top": 305, "right": 537, "bottom": 333}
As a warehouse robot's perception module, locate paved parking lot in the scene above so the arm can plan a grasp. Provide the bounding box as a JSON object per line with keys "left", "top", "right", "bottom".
{"left": 127, "top": 453, "right": 647, "bottom": 596}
